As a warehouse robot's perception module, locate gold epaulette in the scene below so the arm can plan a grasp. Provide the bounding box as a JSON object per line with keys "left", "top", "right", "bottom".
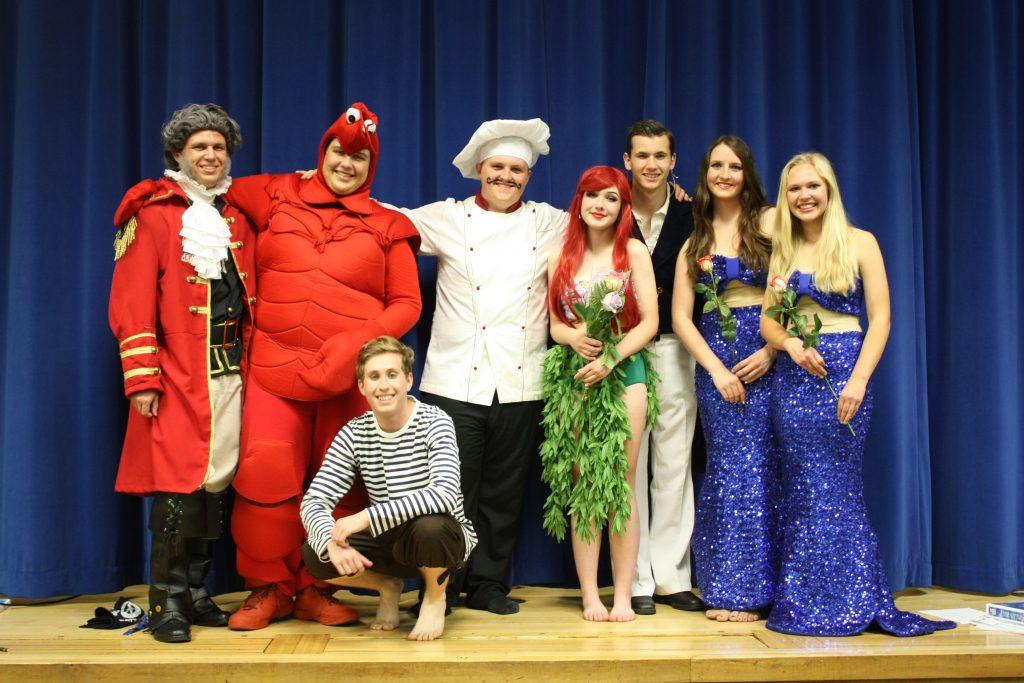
{"left": 113, "top": 216, "right": 138, "bottom": 261}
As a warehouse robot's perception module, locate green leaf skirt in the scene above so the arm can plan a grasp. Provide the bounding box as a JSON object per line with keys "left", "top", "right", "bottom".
{"left": 539, "top": 344, "right": 660, "bottom": 542}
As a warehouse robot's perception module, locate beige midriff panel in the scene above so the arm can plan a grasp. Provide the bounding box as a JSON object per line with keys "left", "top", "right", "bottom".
{"left": 719, "top": 280, "right": 766, "bottom": 309}
{"left": 795, "top": 297, "right": 862, "bottom": 333}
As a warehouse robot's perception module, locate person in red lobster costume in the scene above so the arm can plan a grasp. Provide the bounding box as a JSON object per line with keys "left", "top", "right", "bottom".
{"left": 225, "top": 103, "right": 422, "bottom": 630}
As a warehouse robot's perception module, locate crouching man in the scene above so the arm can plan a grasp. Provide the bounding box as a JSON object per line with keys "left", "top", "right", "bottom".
{"left": 299, "top": 337, "right": 476, "bottom": 641}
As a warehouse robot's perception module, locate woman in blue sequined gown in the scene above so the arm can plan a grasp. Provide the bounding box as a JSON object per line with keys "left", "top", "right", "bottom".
{"left": 673, "top": 136, "right": 779, "bottom": 622}
{"left": 760, "top": 152, "right": 955, "bottom": 636}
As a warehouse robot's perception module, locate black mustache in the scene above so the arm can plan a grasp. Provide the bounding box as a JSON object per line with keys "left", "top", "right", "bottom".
{"left": 485, "top": 177, "right": 523, "bottom": 190}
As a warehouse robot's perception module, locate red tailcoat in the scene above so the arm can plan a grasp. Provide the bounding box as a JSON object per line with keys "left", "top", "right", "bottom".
{"left": 109, "top": 177, "right": 257, "bottom": 495}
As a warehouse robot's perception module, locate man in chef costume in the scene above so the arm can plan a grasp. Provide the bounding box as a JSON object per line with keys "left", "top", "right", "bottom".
{"left": 397, "top": 119, "right": 565, "bottom": 615}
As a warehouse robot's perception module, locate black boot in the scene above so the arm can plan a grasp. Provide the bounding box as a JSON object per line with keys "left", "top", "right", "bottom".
{"left": 187, "top": 538, "right": 230, "bottom": 627}
{"left": 147, "top": 494, "right": 192, "bottom": 643}
{"left": 148, "top": 531, "right": 192, "bottom": 643}
{"left": 189, "top": 491, "right": 230, "bottom": 626}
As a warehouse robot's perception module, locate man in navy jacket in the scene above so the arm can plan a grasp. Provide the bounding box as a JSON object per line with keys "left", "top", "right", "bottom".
{"left": 624, "top": 120, "right": 705, "bottom": 615}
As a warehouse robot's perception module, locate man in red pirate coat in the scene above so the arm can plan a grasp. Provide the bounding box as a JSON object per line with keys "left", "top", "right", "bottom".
{"left": 110, "top": 103, "right": 257, "bottom": 643}
{"left": 224, "top": 103, "right": 422, "bottom": 630}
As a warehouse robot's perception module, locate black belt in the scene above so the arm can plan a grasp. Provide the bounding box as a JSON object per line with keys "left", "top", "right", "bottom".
{"left": 210, "top": 319, "right": 241, "bottom": 349}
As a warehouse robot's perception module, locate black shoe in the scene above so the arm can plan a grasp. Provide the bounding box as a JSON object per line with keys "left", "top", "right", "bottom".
{"left": 466, "top": 592, "right": 520, "bottom": 615}
{"left": 186, "top": 538, "right": 230, "bottom": 627}
{"left": 149, "top": 608, "right": 191, "bottom": 643}
{"left": 653, "top": 590, "right": 705, "bottom": 611}
{"left": 192, "top": 595, "right": 230, "bottom": 627}
{"left": 630, "top": 595, "right": 656, "bottom": 615}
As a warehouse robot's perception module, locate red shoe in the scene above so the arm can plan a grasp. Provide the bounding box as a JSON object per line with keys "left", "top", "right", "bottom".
{"left": 294, "top": 584, "right": 360, "bottom": 626}
{"left": 228, "top": 584, "right": 294, "bottom": 631}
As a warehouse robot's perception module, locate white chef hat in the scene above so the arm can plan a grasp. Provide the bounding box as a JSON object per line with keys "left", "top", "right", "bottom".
{"left": 452, "top": 118, "right": 551, "bottom": 179}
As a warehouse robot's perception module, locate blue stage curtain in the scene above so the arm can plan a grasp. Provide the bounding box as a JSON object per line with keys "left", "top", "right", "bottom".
{"left": 0, "top": 0, "right": 1020, "bottom": 597}
{"left": 915, "top": 1, "right": 1024, "bottom": 593}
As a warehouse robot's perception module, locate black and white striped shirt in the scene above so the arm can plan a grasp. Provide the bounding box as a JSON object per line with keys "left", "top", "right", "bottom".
{"left": 301, "top": 398, "right": 477, "bottom": 562}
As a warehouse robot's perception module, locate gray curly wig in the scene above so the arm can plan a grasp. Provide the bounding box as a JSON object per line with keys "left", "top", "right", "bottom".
{"left": 161, "top": 103, "right": 243, "bottom": 170}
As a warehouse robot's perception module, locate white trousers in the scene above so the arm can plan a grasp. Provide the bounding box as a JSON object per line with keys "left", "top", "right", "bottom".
{"left": 204, "top": 373, "right": 242, "bottom": 494}
{"left": 633, "top": 334, "right": 698, "bottom": 596}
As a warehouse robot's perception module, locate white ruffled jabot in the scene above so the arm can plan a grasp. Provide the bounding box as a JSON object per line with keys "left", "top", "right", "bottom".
{"left": 165, "top": 169, "right": 233, "bottom": 280}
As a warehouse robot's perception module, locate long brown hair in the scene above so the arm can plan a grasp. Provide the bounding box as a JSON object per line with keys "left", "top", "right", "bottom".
{"left": 686, "top": 135, "right": 771, "bottom": 278}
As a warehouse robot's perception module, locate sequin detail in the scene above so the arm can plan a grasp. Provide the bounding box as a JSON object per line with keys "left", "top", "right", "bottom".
{"left": 693, "top": 304, "right": 780, "bottom": 611}
{"left": 787, "top": 271, "right": 863, "bottom": 316}
{"left": 699, "top": 255, "right": 768, "bottom": 291}
{"left": 767, "top": 330, "right": 956, "bottom": 636}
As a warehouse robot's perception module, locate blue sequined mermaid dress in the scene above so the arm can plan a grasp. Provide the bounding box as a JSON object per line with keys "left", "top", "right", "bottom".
{"left": 692, "top": 256, "right": 779, "bottom": 612}
{"left": 766, "top": 272, "right": 955, "bottom": 636}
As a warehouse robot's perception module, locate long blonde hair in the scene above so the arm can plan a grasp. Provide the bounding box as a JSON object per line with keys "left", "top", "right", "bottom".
{"left": 769, "top": 152, "right": 858, "bottom": 295}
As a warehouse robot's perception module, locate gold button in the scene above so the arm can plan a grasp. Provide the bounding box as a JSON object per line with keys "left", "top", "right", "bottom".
{"left": 230, "top": 241, "right": 243, "bottom": 248}
{"left": 239, "top": 272, "right": 248, "bottom": 279}
{"left": 225, "top": 216, "right": 235, "bottom": 223}
{"left": 228, "top": 307, "right": 234, "bottom": 314}
{"left": 248, "top": 296, "right": 256, "bottom": 305}
{"left": 189, "top": 306, "right": 200, "bottom": 314}
{"left": 186, "top": 276, "right": 198, "bottom": 283}
{"left": 657, "top": 286, "right": 664, "bottom": 295}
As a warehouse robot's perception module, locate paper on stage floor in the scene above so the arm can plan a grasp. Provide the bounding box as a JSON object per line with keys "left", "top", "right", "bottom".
{"left": 921, "top": 608, "right": 1024, "bottom": 634}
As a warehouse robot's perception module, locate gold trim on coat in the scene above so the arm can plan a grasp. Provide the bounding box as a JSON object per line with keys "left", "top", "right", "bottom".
{"left": 120, "top": 346, "right": 158, "bottom": 359}
{"left": 120, "top": 332, "right": 157, "bottom": 347}
{"left": 113, "top": 216, "right": 138, "bottom": 261}
{"left": 124, "top": 367, "right": 160, "bottom": 380}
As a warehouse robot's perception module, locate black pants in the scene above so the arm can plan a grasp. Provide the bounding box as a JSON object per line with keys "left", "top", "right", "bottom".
{"left": 420, "top": 392, "right": 542, "bottom": 603}
{"left": 302, "top": 514, "right": 466, "bottom": 580}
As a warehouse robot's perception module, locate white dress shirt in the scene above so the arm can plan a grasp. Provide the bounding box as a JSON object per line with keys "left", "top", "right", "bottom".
{"left": 401, "top": 197, "right": 566, "bottom": 405}
{"left": 633, "top": 185, "right": 671, "bottom": 254}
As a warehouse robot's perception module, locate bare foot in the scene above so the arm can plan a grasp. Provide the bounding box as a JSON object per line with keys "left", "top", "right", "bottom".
{"left": 408, "top": 592, "right": 446, "bottom": 641}
{"left": 727, "top": 610, "right": 760, "bottom": 622}
{"left": 581, "top": 596, "right": 609, "bottom": 622}
{"left": 371, "top": 576, "right": 403, "bottom": 631}
{"left": 608, "top": 601, "right": 636, "bottom": 622}
{"left": 706, "top": 608, "right": 731, "bottom": 621}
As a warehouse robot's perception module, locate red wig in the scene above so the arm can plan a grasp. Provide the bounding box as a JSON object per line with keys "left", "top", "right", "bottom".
{"left": 548, "top": 166, "right": 639, "bottom": 331}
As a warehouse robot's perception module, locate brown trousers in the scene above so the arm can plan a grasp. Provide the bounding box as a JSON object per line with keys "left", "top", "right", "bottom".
{"left": 302, "top": 513, "right": 466, "bottom": 580}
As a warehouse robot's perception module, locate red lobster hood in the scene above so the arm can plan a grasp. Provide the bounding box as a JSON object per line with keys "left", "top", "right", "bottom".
{"left": 315, "top": 102, "right": 380, "bottom": 205}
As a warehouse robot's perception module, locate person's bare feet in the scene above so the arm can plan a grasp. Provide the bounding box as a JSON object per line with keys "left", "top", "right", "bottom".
{"left": 408, "top": 592, "right": 446, "bottom": 641}
{"left": 706, "top": 608, "right": 731, "bottom": 621}
{"left": 727, "top": 610, "right": 760, "bottom": 622}
{"left": 581, "top": 595, "right": 609, "bottom": 622}
{"left": 371, "top": 576, "right": 403, "bottom": 631}
{"left": 608, "top": 599, "right": 636, "bottom": 622}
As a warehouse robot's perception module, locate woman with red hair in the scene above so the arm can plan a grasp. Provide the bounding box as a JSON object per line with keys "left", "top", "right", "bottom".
{"left": 541, "top": 166, "right": 659, "bottom": 622}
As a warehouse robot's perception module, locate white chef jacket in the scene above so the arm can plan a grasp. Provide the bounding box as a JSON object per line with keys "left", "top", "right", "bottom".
{"left": 401, "top": 197, "right": 566, "bottom": 406}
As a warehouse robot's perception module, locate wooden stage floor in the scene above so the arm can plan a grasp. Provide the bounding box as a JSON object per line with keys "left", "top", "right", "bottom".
{"left": 1, "top": 585, "right": 1022, "bottom": 682}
